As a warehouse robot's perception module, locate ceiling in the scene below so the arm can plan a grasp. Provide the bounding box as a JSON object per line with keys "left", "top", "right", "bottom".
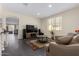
{"left": 2, "top": 3, "right": 79, "bottom": 19}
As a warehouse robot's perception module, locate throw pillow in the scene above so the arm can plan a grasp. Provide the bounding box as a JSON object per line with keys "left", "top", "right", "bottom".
{"left": 55, "top": 36, "right": 73, "bottom": 45}
{"left": 67, "top": 33, "right": 76, "bottom": 37}
{"left": 70, "top": 34, "right": 79, "bottom": 44}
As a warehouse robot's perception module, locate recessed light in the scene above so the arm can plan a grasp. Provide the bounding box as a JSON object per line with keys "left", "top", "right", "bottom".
{"left": 23, "top": 3, "right": 30, "bottom": 7}
{"left": 37, "top": 13, "right": 40, "bottom": 16}
{"left": 48, "top": 4, "right": 52, "bottom": 8}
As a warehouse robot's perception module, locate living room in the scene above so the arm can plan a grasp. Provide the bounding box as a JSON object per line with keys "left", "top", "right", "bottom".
{"left": 0, "top": 3, "right": 79, "bottom": 56}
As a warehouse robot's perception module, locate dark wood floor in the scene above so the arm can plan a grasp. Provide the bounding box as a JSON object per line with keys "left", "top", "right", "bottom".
{"left": 2, "top": 34, "right": 46, "bottom": 56}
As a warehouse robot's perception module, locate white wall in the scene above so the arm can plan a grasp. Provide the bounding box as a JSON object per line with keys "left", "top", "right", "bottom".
{"left": 41, "top": 6, "right": 79, "bottom": 37}
{"left": 41, "top": 19, "right": 51, "bottom": 38}
{"left": 0, "top": 4, "right": 3, "bottom": 56}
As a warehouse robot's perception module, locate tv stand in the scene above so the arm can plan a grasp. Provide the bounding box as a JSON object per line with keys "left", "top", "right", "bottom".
{"left": 26, "top": 32, "right": 37, "bottom": 39}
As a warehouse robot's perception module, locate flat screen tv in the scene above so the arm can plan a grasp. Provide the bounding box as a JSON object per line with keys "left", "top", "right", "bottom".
{"left": 26, "top": 25, "right": 37, "bottom": 33}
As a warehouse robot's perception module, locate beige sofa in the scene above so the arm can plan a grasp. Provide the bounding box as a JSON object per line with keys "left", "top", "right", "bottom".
{"left": 46, "top": 42, "right": 79, "bottom": 56}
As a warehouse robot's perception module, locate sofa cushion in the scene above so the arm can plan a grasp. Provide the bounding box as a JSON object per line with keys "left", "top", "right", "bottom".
{"left": 70, "top": 34, "right": 79, "bottom": 44}
{"left": 55, "top": 36, "right": 73, "bottom": 45}
{"left": 67, "top": 33, "right": 76, "bottom": 37}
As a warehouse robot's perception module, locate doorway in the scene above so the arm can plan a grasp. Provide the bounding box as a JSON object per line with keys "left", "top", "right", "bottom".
{"left": 0, "top": 17, "right": 19, "bottom": 55}
{"left": 5, "top": 17, "right": 19, "bottom": 47}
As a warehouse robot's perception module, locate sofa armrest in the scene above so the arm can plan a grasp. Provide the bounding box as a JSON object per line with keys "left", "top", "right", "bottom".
{"left": 49, "top": 42, "right": 79, "bottom": 48}
{"left": 47, "top": 42, "right": 79, "bottom": 56}
{"left": 45, "top": 42, "right": 56, "bottom": 55}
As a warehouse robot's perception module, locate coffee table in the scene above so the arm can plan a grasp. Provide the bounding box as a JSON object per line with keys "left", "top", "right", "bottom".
{"left": 30, "top": 40, "right": 50, "bottom": 51}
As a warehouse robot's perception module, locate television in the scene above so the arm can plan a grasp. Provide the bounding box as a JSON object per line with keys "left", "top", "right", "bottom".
{"left": 26, "top": 25, "right": 38, "bottom": 33}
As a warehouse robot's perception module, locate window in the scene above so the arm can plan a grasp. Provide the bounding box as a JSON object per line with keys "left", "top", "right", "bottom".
{"left": 48, "top": 16, "right": 62, "bottom": 31}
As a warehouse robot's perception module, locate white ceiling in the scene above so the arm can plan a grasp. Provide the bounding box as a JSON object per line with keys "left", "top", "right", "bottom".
{"left": 2, "top": 3, "right": 79, "bottom": 18}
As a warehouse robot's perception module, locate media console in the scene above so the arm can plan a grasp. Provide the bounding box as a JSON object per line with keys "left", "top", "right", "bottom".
{"left": 23, "top": 25, "right": 44, "bottom": 39}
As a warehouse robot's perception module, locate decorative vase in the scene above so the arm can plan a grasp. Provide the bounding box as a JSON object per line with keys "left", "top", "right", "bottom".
{"left": 50, "top": 31, "right": 55, "bottom": 40}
